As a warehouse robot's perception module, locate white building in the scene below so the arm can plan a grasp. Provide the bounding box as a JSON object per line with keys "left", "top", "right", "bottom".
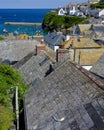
{"left": 99, "top": 9, "right": 104, "bottom": 17}
{"left": 58, "top": 8, "right": 66, "bottom": 16}
{"left": 69, "top": 6, "right": 77, "bottom": 16}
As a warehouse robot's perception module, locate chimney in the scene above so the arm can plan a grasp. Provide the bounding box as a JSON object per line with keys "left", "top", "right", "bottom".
{"left": 56, "top": 49, "right": 70, "bottom": 62}
{"left": 40, "top": 39, "right": 44, "bottom": 44}
{"left": 35, "top": 41, "right": 46, "bottom": 55}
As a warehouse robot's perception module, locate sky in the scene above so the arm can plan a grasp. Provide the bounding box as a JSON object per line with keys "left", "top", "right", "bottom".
{"left": 0, "top": 0, "right": 87, "bottom": 9}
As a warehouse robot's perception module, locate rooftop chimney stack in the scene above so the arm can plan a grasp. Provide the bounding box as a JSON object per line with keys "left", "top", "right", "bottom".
{"left": 36, "top": 44, "right": 46, "bottom": 55}
{"left": 56, "top": 49, "right": 70, "bottom": 62}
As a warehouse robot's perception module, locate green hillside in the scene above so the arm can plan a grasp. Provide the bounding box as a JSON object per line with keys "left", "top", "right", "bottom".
{"left": 42, "top": 11, "right": 87, "bottom": 32}
{"left": 90, "top": 2, "right": 104, "bottom": 8}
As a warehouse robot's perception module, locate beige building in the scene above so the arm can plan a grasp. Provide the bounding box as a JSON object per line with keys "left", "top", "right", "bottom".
{"left": 62, "top": 37, "right": 104, "bottom": 66}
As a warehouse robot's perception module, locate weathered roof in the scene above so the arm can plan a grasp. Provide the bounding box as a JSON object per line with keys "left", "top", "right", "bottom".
{"left": 91, "top": 25, "right": 104, "bottom": 32}
{"left": 44, "top": 32, "right": 66, "bottom": 46}
{"left": 94, "top": 38, "right": 104, "bottom": 45}
{"left": 18, "top": 51, "right": 54, "bottom": 86}
{"left": 90, "top": 54, "right": 104, "bottom": 78}
{"left": 70, "top": 25, "right": 81, "bottom": 36}
{"left": 0, "top": 40, "right": 38, "bottom": 61}
{"left": 24, "top": 60, "right": 104, "bottom": 130}
{"left": 13, "top": 51, "right": 35, "bottom": 69}
{"left": 94, "top": 18, "right": 102, "bottom": 24}
{"left": 63, "top": 37, "right": 102, "bottom": 49}
{"left": 78, "top": 24, "right": 91, "bottom": 33}
{"left": 89, "top": 9, "right": 99, "bottom": 16}
{"left": 62, "top": 37, "right": 104, "bottom": 66}
{"left": 25, "top": 96, "right": 104, "bottom": 130}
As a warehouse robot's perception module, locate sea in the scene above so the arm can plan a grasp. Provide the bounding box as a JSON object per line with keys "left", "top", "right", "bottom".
{"left": 0, "top": 9, "right": 53, "bottom": 36}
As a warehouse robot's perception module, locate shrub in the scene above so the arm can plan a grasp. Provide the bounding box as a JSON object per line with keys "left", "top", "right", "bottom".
{"left": 90, "top": 2, "right": 104, "bottom": 9}
{"left": 0, "top": 105, "right": 13, "bottom": 130}
{"left": 0, "top": 36, "right": 4, "bottom": 40}
{"left": 0, "top": 64, "right": 28, "bottom": 129}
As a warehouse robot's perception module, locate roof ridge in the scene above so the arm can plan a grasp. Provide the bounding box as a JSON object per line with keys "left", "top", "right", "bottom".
{"left": 70, "top": 61, "right": 104, "bottom": 90}
{"left": 13, "top": 50, "right": 35, "bottom": 69}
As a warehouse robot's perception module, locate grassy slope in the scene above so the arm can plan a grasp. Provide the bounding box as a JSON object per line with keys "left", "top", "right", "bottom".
{"left": 42, "top": 11, "right": 88, "bottom": 31}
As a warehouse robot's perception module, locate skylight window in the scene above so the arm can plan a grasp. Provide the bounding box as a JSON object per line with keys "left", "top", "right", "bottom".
{"left": 39, "top": 57, "right": 49, "bottom": 66}
{"left": 52, "top": 110, "right": 69, "bottom": 122}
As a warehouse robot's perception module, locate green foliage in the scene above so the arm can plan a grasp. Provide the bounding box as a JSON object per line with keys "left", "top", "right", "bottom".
{"left": 0, "top": 64, "right": 28, "bottom": 106}
{"left": 0, "top": 106, "right": 13, "bottom": 130}
{"left": 0, "top": 64, "right": 26, "bottom": 106}
{"left": 42, "top": 12, "right": 87, "bottom": 31}
{"left": 0, "top": 64, "right": 28, "bottom": 129}
{"left": 0, "top": 36, "right": 4, "bottom": 40}
{"left": 90, "top": 2, "right": 104, "bottom": 9}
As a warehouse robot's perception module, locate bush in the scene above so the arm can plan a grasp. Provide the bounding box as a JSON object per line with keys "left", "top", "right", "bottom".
{"left": 0, "top": 36, "right": 4, "bottom": 40}
{"left": 0, "top": 64, "right": 28, "bottom": 129}
{"left": 0, "top": 106, "right": 13, "bottom": 130}
{"left": 90, "top": 2, "right": 104, "bottom": 9}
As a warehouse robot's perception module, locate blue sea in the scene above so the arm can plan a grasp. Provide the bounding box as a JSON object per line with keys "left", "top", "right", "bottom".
{"left": 0, "top": 9, "right": 53, "bottom": 36}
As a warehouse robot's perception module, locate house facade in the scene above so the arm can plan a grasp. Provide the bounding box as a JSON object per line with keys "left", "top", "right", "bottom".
{"left": 99, "top": 9, "right": 104, "bottom": 17}
{"left": 58, "top": 8, "right": 66, "bottom": 16}
{"left": 44, "top": 32, "right": 66, "bottom": 51}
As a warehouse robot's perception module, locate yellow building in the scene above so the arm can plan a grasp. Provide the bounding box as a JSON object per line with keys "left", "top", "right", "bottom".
{"left": 19, "top": 34, "right": 29, "bottom": 40}
{"left": 62, "top": 37, "right": 104, "bottom": 66}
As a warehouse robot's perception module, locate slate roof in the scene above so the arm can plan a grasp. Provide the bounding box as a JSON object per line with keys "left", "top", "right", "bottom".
{"left": 18, "top": 51, "right": 54, "bottom": 86}
{"left": 44, "top": 32, "right": 66, "bottom": 46}
{"left": 94, "top": 38, "right": 104, "bottom": 45}
{"left": 93, "top": 26, "right": 104, "bottom": 32}
{"left": 89, "top": 9, "right": 99, "bottom": 17}
{"left": 70, "top": 25, "right": 81, "bottom": 36}
{"left": 90, "top": 54, "right": 104, "bottom": 79}
{"left": 13, "top": 51, "right": 35, "bottom": 69}
{"left": 90, "top": 25, "right": 104, "bottom": 34}
{"left": 24, "top": 60, "right": 104, "bottom": 130}
{"left": 0, "top": 40, "right": 38, "bottom": 61}
{"left": 25, "top": 96, "right": 104, "bottom": 130}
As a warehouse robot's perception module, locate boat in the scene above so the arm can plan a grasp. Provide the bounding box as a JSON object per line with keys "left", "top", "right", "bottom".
{"left": 3, "top": 28, "right": 8, "bottom": 33}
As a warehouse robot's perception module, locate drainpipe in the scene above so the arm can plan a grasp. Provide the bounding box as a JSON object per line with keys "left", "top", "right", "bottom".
{"left": 73, "top": 48, "right": 76, "bottom": 62}
{"left": 56, "top": 49, "right": 58, "bottom": 62}
{"left": 15, "top": 86, "right": 19, "bottom": 130}
{"left": 78, "top": 51, "right": 81, "bottom": 65}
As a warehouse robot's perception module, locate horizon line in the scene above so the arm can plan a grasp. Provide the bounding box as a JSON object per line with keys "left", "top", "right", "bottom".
{"left": 0, "top": 8, "right": 56, "bottom": 9}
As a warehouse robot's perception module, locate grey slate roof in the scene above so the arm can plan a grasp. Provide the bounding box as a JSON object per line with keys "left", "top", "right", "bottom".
{"left": 90, "top": 54, "right": 104, "bottom": 79}
{"left": 13, "top": 51, "right": 35, "bottom": 69}
{"left": 44, "top": 32, "right": 66, "bottom": 46}
{"left": 94, "top": 38, "right": 104, "bottom": 45}
{"left": 90, "top": 25, "right": 104, "bottom": 32}
{"left": 93, "top": 26, "right": 104, "bottom": 32}
{"left": 24, "top": 60, "right": 104, "bottom": 130}
{"left": 25, "top": 96, "right": 104, "bottom": 130}
{"left": 70, "top": 24, "right": 81, "bottom": 36}
{"left": 18, "top": 52, "right": 54, "bottom": 86}
{"left": 0, "top": 40, "right": 38, "bottom": 61}
{"left": 89, "top": 9, "right": 99, "bottom": 17}
{"left": 89, "top": 25, "right": 104, "bottom": 37}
